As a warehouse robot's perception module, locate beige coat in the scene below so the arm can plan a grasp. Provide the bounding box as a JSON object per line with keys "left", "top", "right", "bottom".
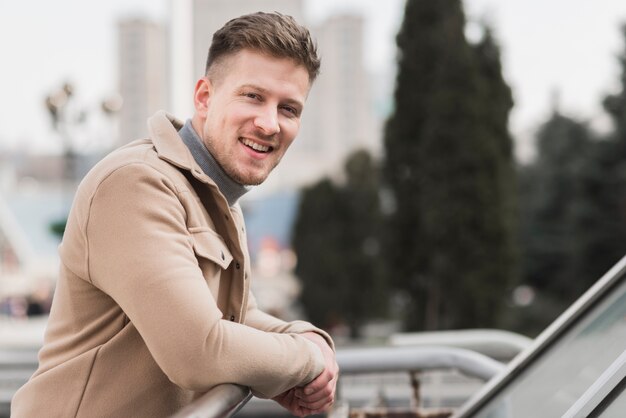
{"left": 12, "top": 112, "right": 331, "bottom": 418}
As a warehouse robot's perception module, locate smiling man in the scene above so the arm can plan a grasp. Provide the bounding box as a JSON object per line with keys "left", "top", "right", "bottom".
{"left": 194, "top": 48, "right": 307, "bottom": 186}
{"left": 12, "top": 12, "right": 337, "bottom": 418}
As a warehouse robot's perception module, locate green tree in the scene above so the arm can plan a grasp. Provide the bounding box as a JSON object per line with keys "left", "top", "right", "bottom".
{"left": 597, "top": 23, "right": 626, "bottom": 268}
{"left": 383, "top": 0, "right": 517, "bottom": 331}
{"left": 292, "top": 151, "right": 387, "bottom": 339}
{"left": 522, "top": 112, "right": 593, "bottom": 292}
{"left": 513, "top": 26, "right": 626, "bottom": 335}
{"left": 471, "top": 28, "right": 519, "bottom": 329}
{"left": 516, "top": 111, "right": 602, "bottom": 333}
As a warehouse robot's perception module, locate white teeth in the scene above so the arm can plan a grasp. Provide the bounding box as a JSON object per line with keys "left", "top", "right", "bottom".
{"left": 241, "top": 138, "right": 270, "bottom": 152}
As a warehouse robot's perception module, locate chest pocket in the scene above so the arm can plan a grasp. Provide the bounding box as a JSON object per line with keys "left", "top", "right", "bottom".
{"left": 190, "top": 229, "right": 233, "bottom": 297}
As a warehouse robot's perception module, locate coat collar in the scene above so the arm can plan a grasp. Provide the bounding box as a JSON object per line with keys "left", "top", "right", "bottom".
{"left": 146, "top": 111, "right": 243, "bottom": 212}
{"left": 146, "top": 111, "right": 224, "bottom": 195}
{"left": 147, "top": 110, "right": 196, "bottom": 172}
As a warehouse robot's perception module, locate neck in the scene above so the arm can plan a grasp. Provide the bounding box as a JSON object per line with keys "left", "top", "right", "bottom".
{"left": 179, "top": 120, "right": 250, "bottom": 206}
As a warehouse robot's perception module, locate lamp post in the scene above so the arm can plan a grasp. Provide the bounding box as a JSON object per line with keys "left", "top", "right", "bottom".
{"left": 44, "top": 83, "right": 121, "bottom": 237}
{"left": 44, "top": 82, "right": 84, "bottom": 185}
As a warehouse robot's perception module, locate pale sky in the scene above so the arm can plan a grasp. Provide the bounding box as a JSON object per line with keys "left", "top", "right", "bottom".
{"left": 2, "top": 0, "right": 626, "bottom": 159}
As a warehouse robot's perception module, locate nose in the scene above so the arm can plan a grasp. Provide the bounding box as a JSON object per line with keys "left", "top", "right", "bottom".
{"left": 253, "top": 106, "right": 280, "bottom": 136}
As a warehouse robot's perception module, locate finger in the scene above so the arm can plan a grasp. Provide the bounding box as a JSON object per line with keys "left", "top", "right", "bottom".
{"left": 305, "top": 399, "right": 335, "bottom": 416}
{"left": 298, "top": 369, "right": 338, "bottom": 399}
{"left": 297, "top": 381, "right": 336, "bottom": 409}
{"left": 289, "top": 402, "right": 308, "bottom": 417}
{"left": 301, "top": 369, "right": 333, "bottom": 396}
{"left": 293, "top": 404, "right": 314, "bottom": 418}
{"left": 275, "top": 389, "right": 304, "bottom": 415}
{"left": 296, "top": 384, "right": 332, "bottom": 404}
{"left": 281, "top": 389, "right": 295, "bottom": 403}
{"left": 299, "top": 395, "right": 333, "bottom": 412}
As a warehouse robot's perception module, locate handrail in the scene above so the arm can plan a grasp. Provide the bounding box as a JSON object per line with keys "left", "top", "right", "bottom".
{"left": 169, "top": 384, "right": 252, "bottom": 418}
{"left": 337, "top": 345, "right": 505, "bottom": 381}
{"left": 390, "top": 329, "right": 532, "bottom": 362}
{"left": 2, "top": 337, "right": 504, "bottom": 417}
{"left": 171, "top": 345, "right": 504, "bottom": 418}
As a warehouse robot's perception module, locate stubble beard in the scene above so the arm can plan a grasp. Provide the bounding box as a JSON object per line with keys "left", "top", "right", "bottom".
{"left": 204, "top": 132, "right": 279, "bottom": 186}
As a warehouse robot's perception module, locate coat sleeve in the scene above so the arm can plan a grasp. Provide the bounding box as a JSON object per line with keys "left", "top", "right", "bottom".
{"left": 85, "top": 163, "right": 324, "bottom": 398}
{"left": 245, "top": 291, "right": 336, "bottom": 352}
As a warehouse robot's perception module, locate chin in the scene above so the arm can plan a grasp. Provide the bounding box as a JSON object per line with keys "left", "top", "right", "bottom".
{"left": 234, "top": 171, "right": 269, "bottom": 186}
{"left": 230, "top": 164, "right": 274, "bottom": 186}
{"left": 241, "top": 168, "right": 273, "bottom": 186}
{"left": 242, "top": 176, "right": 268, "bottom": 186}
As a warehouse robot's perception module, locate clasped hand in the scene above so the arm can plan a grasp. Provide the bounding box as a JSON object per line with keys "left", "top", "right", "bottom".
{"left": 273, "top": 332, "right": 338, "bottom": 417}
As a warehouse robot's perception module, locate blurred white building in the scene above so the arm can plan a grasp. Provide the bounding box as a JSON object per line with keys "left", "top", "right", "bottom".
{"left": 117, "top": 18, "right": 169, "bottom": 145}
{"left": 295, "top": 14, "right": 380, "bottom": 180}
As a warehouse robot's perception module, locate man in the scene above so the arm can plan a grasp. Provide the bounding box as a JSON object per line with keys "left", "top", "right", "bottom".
{"left": 12, "top": 12, "right": 337, "bottom": 417}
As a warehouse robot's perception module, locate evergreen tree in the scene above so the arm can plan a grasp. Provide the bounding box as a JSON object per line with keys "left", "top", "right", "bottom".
{"left": 292, "top": 151, "right": 387, "bottom": 338}
{"left": 383, "top": 0, "right": 517, "bottom": 330}
{"left": 524, "top": 112, "right": 594, "bottom": 292}
{"left": 471, "top": 28, "right": 519, "bottom": 328}
{"left": 517, "top": 112, "right": 601, "bottom": 333}
{"left": 514, "top": 26, "right": 626, "bottom": 334}
{"left": 599, "top": 23, "right": 626, "bottom": 264}
{"left": 292, "top": 179, "right": 346, "bottom": 332}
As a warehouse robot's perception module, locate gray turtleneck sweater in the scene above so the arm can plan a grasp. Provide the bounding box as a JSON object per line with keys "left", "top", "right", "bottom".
{"left": 178, "top": 120, "right": 250, "bottom": 206}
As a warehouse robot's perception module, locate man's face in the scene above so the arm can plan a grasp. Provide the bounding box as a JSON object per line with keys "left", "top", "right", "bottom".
{"left": 192, "top": 49, "right": 310, "bottom": 186}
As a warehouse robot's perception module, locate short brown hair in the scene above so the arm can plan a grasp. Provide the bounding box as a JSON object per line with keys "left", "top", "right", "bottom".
{"left": 205, "top": 12, "right": 321, "bottom": 83}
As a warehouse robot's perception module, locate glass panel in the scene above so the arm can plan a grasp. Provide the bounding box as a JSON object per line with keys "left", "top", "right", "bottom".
{"left": 474, "top": 277, "right": 626, "bottom": 418}
{"left": 596, "top": 378, "right": 626, "bottom": 418}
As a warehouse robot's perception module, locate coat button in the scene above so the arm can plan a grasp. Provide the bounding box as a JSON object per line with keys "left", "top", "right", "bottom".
{"left": 235, "top": 262, "right": 241, "bottom": 269}
{"left": 230, "top": 315, "right": 235, "bottom": 321}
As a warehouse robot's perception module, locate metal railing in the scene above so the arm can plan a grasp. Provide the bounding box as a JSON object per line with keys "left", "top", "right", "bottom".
{"left": 176, "top": 345, "right": 505, "bottom": 417}
{"left": 0, "top": 348, "right": 39, "bottom": 418}
{"left": 2, "top": 330, "right": 514, "bottom": 418}
{"left": 337, "top": 345, "right": 505, "bottom": 381}
{"left": 332, "top": 345, "right": 505, "bottom": 417}
{"left": 390, "top": 329, "right": 532, "bottom": 362}
{"left": 170, "top": 384, "right": 252, "bottom": 418}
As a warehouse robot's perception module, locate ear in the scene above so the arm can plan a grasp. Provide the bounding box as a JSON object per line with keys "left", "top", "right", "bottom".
{"left": 193, "top": 77, "right": 212, "bottom": 117}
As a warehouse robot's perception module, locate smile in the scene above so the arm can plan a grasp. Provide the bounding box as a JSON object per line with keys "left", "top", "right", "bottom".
{"left": 240, "top": 138, "right": 273, "bottom": 153}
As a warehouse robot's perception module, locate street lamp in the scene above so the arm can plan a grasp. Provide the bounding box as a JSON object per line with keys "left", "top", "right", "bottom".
{"left": 44, "top": 82, "right": 121, "bottom": 237}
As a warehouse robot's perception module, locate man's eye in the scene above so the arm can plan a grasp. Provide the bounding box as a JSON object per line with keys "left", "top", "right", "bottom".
{"left": 281, "top": 106, "right": 297, "bottom": 116}
{"left": 244, "top": 92, "right": 261, "bottom": 100}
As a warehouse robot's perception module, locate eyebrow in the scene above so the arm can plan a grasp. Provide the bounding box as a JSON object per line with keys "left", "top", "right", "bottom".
{"left": 239, "top": 84, "right": 304, "bottom": 110}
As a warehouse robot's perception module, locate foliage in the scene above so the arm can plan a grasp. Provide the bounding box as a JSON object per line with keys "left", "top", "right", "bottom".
{"left": 382, "top": 0, "right": 518, "bottom": 331}
{"left": 514, "top": 25, "right": 626, "bottom": 334}
{"left": 49, "top": 218, "right": 67, "bottom": 239}
{"left": 292, "top": 150, "right": 387, "bottom": 338}
{"left": 515, "top": 113, "right": 599, "bottom": 333}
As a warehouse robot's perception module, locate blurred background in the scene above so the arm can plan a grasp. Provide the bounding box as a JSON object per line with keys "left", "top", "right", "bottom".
{"left": 3, "top": 0, "right": 626, "bottom": 348}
